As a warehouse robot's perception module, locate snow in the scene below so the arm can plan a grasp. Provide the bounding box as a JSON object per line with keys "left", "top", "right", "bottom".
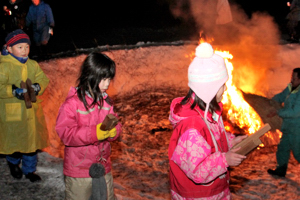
{"left": 1, "top": 41, "right": 300, "bottom": 199}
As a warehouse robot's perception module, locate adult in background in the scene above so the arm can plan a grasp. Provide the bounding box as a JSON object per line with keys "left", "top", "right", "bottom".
{"left": 267, "top": 68, "right": 300, "bottom": 177}
{"left": 25, "top": 0, "right": 54, "bottom": 59}
{"left": 286, "top": 0, "right": 300, "bottom": 42}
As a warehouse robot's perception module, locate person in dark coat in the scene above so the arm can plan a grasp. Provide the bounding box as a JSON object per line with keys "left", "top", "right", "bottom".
{"left": 267, "top": 68, "right": 300, "bottom": 177}
{"left": 25, "top": 0, "right": 54, "bottom": 58}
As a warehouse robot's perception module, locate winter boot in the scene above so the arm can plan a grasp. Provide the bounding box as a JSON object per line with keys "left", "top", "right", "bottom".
{"left": 25, "top": 172, "right": 41, "bottom": 182}
{"left": 26, "top": 78, "right": 36, "bottom": 102}
{"left": 7, "top": 162, "right": 23, "bottom": 179}
{"left": 20, "top": 80, "right": 32, "bottom": 109}
{"left": 267, "top": 164, "right": 287, "bottom": 177}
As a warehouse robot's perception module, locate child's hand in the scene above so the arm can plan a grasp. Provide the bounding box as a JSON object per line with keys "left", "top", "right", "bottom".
{"left": 31, "top": 83, "right": 41, "bottom": 95}
{"left": 225, "top": 147, "right": 246, "bottom": 167}
{"left": 96, "top": 124, "right": 117, "bottom": 140}
{"left": 231, "top": 135, "right": 247, "bottom": 147}
{"left": 12, "top": 85, "right": 27, "bottom": 100}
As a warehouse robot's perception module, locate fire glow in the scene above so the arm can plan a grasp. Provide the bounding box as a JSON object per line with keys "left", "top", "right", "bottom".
{"left": 186, "top": 45, "right": 263, "bottom": 135}
{"left": 215, "top": 50, "right": 262, "bottom": 134}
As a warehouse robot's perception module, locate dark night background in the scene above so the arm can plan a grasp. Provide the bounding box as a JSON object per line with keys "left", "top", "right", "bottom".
{"left": 1, "top": 0, "right": 292, "bottom": 56}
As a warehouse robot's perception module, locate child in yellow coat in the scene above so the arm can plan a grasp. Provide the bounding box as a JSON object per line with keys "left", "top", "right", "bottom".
{"left": 0, "top": 29, "right": 49, "bottom": 182}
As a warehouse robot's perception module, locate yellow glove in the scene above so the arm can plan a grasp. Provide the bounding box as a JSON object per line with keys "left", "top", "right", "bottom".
{"left": 96, "top": 123, "right": 117, "bottom": 140}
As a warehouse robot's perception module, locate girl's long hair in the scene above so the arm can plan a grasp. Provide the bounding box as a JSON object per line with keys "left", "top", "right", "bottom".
{"left": 181, "top": 89, "right": 220, "bottom": 113}
{"left": 76, "top": 52, "right": 116, "bottom": 111}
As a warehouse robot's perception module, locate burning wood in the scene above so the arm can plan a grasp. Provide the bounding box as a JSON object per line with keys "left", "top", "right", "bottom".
{"left": 215, "top": 50, "right": 263, "bottom": 134}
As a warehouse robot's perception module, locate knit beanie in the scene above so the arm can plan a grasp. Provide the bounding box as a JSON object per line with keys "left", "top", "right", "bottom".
{"left": 188, "top": 42, "right": 228, "bottom": 105}
{"left": 188, "top": 43, "right": 229, "bottom": 152}
{"left": 5, "top": 29, "right": 31, "bottom": 47}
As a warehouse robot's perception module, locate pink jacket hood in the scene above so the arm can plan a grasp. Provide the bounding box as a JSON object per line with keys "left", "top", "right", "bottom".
{"left": 169, "top": 97, "right": 223, "bottom": 129}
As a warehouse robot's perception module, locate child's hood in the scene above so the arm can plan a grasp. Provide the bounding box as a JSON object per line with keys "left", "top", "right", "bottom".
{"left": 169, "top": 97, "right": 224, "bottom": 128}
{"left": 169, "top": 97, "right": 198, "bottom": 128}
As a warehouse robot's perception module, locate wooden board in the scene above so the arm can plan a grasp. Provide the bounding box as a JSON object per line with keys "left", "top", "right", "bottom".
{"left": 232, "top": 123, "right": 271, "bottom": 155}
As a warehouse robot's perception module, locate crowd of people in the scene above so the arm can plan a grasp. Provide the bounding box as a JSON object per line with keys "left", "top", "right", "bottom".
{"left": 0, "top": 0, "right": 54, "bottom": 59}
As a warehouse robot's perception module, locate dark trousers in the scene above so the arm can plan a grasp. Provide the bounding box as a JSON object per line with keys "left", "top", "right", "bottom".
{"left": 6, "top": 152, "right": 38, "bottom": 175}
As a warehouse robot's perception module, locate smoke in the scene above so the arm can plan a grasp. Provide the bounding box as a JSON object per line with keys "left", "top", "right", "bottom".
{"left": 169, "top": 0, "right": 283, "bottom": 97}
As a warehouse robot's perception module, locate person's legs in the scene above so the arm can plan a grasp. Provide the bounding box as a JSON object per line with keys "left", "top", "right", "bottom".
{"left": 6, "top": 152, "right": 22, "bottom": 179}
{"left": 64, "top": 176, "right": 92, "bottom": 200}
{"left": 40, "top": 26, "right": 50, "bottom": 45}
{"left": 276, "top": 134, "right": 291, "bottom": 166}
{"left": 291, "top": 133, "right": 300, "bottom": 163}
{"left": 40, "top": 26, "right": 51, "bottom": 58}
{"left": 287, "top": 20, "right": 298, "bottom": 40}
{"left": 294, "top": 21, "right": 300, "bottom": 41}
{"left": 268, "top": 134, "right": 290, "bottom": 177}
{"left": 22, "top": 152, "right": 41, "bottom": 182}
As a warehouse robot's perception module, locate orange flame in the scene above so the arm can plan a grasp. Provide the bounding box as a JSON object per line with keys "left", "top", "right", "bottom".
{"left": 215, "top": 50, "right": 263, "bottom": 134}
{"left": 188, "top": 40, "right": 282, "bottom": 140}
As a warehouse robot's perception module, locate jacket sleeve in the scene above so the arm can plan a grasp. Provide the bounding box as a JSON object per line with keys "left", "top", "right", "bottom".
{"left": 171, "top": 128, "right": 229, "bottom": 184}
{"left": 226, "top": 131, "right": 235, "bottom": 148}
{"left": 107, "top": 105, "right": 122, "bottom": 142}
{"left": 46, "top": 4, "right": 55, "bottom": 27}
{"left": 278, "top": 91, "right": 300, "bottom": 118}
{"left": 25, "top": 7, "right": 33, "bottom": 27}
{"left": 33, "top": 63, "right": 49, "bottom": 95}
{"left": 55, "top": 101, "right": 99, "bottom": 147}
{"left": 272, "top": 86, "right": 289, "bottom": 104}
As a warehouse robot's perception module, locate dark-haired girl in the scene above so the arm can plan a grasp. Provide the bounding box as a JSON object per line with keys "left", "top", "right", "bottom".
{"left": 56, "top": 52, "right": 122, "bottom": 200}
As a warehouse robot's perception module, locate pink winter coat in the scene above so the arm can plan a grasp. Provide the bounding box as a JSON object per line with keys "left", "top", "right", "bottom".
{"left": 55, "top": 87, "right": 122, "bottom": 178}
{"left": 168, "top": 97, "right": 235, "bottom": 200}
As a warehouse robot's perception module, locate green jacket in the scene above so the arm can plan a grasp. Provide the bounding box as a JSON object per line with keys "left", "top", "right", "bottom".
{"left": 273, "top": 83, "right": 300, "bottom": 135}
{"left": 0, "top": 54, "right": 49, "bottom": 154}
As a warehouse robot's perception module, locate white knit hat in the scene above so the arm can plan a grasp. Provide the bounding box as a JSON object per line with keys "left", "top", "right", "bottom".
{"left": 188, "top": 42, "right": 228, "bottom": 104}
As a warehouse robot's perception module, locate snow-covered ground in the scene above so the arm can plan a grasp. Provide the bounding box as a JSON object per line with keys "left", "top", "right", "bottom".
{"left": 1, "top": 41, "right": 300, "bottom": 199}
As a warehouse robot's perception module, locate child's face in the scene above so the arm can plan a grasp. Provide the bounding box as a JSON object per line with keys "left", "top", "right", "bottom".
{"left": 291, "top": 72, "right": 300, "bottom": 88}
{"left": 7, "top": 43, "right": 30, "bottom": 58}
{"left": 99, "top": 78, "right": 111, "bottom": 93}
{"left": 216, "top": 84, "right": 227, "bottom": 103}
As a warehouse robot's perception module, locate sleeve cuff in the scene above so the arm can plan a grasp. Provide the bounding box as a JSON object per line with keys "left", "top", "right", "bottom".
{"left": 222, "top": 152, "right": 229, "bottom": 168}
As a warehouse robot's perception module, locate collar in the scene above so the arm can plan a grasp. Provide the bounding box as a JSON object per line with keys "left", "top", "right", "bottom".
{"left": 84, "top": 90, "right": 108, "bottom": 100}
{"left": 10, "top": 53, "right": 28, "bottom": 64}
{"left": 289, "top": 83, "right": 300, "bottom": 93}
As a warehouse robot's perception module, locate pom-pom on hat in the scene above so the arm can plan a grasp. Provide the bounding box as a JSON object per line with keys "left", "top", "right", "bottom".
{"left": 5, "top": 29, "right": 31, "bottom": 47}
{"left": 188, "top": 42, "right": 228, "bottom": 105}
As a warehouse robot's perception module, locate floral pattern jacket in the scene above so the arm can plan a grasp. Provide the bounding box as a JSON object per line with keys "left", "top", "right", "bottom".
{"left": 168, "top": 97, "right": 235, "bottom": 200}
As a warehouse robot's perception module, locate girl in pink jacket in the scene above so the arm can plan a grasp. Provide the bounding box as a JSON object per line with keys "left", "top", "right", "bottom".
{"left": 168, "top": 43, "right": 247, "bottom": 200}
{"left": 55, "top": 52, "right": 122, "bottom": 200}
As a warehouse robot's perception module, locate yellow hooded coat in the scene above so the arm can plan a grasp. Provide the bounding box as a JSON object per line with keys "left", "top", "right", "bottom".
{"left": 0, "top": 54, "right": 49, "bottom": 154}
